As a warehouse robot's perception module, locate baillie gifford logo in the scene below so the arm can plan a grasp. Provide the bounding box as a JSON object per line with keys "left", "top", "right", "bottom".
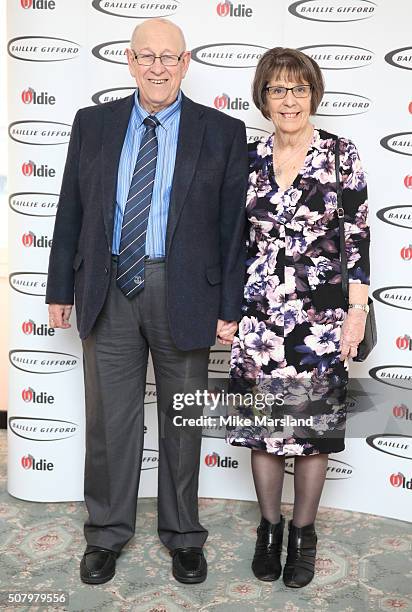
{"left": 385, "top": 47, "right": 412, "bottom": 71}
{"left": 20, "top": 454, "right": 54, "bottom": 471}
{"left": 204, "top": 452, "right": 239, "bottom": 468}
{"left": 389, "top": 472, "right": 412, "bottom": 491}
{"left": 298, "top": 44, "right": 374, "bottom": 70}
{"left": 216, "top": 1, "right": 253, "bottom": 17}
{"left": 21, "top": 231, "right": 52, "bottom": 249}
{"left": 191, "top": 43, "right": 267, "bottom": 69}
{"left": 376, "top": 205, "right": 412, "bottom": 230}
{"left": 214, "top": 93, "right": 249, "bottom": 111}
{"left": 21, "top": 87, "right": 56, "bottom": 105}
{"left": 289, "top": 0, "right": 377, "bottom": 22}
{"left": 92, "top": 0, "right": 180, "bottom": 18}
{"left": 20, "top": 0, "right": 56, "bottom": 9}
{"left": 8, "top": 36, "right": 80, "bottom": 62}
{"left": 380, "top": 133, "right": 412, "bottom": 157}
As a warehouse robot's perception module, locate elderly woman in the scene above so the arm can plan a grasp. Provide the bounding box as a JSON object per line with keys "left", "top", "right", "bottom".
{"left": 226, "top": 48, "right": 370, "bottom": 588}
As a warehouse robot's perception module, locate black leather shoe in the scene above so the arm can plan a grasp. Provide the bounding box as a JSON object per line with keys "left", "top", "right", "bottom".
{"left": 171, "top": 547, "right": 207, "bottom": 584}
{"left": 283, "top": 520, "right": 317, "bottom": 588}
{"left": 252, "top": 515, "right": 284, "bottom": 581}
{"left": 80, "top": 546, "right": 118, "bottom": 584}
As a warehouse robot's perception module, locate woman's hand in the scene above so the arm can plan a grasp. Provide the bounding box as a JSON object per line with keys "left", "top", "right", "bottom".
{"left": 339, "top": 309, "right": 367, "bottom": 360}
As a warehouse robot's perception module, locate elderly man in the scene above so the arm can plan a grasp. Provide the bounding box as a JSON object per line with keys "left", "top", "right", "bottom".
{"left": 46, "top": 18, "right": 247, "bottom": 585}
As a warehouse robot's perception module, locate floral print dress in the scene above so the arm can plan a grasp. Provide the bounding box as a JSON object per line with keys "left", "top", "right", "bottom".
{"left": 226, "top": 127, "right": 370, "bottom": 456}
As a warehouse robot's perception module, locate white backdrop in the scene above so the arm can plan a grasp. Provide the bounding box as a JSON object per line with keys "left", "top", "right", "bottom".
{"left": 7, "top": 0, "right": 412, "bottom": 522}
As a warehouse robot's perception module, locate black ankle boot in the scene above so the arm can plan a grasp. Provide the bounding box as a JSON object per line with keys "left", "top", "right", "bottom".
{"left": 283, "top": 520, "right": 317, "bottom": 588}
{"left": 251, "top": 515, "right": 284, "bottom": 581}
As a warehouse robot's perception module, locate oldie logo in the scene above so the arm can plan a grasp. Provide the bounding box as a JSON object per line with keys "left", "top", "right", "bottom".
{"left": 376, "top": 205, "right": 412, "bottom": 230}
{"left": 373, "top": 286, "right": 412, "bottom": 311}
{"left": 21, "top": 231, "right": 53, "bottom": 249}
{"left": 204, "top": 452, "right": 239, "bottom": 468}
{"left": 92, "top": 40, "right": 128, "bottom": 65}
{"left": 191, "top": 43, "right": 268, "bottom": 68}
{"left": 216, "top": 1, "right": 253, "bottom": 17}
{"left": 393, "top": 404, "right": 412, "bottom": 421}
{"left": 380, "top": 133, "right": 412, "bottom": 157}
{"left": 9, "top": 121, "right": 71, "bottom": 145}
{"left": 9, "top": 417, "right": 80, "bottom": 442}
{"left": 369, "top": 366, "right": 412, "bottom": 390}
{"left": 298, "top": 44, "right": 374, "bottom": 70}
{"left": 21, "top": 319, "right": 55, "bottom": 337}
{"left": 285, "top": 457, "right": 354, "bottom": 479}
{"left": 21, "top": 387, "right": 55, "bottom": 404}
{"left": 21, "top": 88, "right": 56, "bottom": 105}
{"left": 9, "top": 272, "right": 48, "bottom": 296}
{"left": 9, "top": 192, "right": 58, "bottom": 217}
{"left": 92, "top": 0, "right": 180, "bottom": 18}
{"left": 20, "top": 0, "right": 56, "bottom": 9}
{"left": 366, "top": 435, "right": 412, "bottom": 460}
{"left": 8, "top": 36, "right": 80, "bottom": 62}
{"left": 214, "top": 93, "right": 249, "bottom": 111}
{"left": 20, "top": 454, "right": 54, "bottom": 471}
{"left": 21, "top": 161, "right": 56, "bottom": 178}
{"left": 289, "top": 0, "right": 377, "bottom": 22}
{"left": 385, "top": 47, "right": 412, "bottom": 71}
{"left": 9, "top": 350, "right": 80, "bottom": 374}
{"left": 316, "top": 92, "right": 371, "bottom": 116}
{"left": 246, "top": 126, "right": 271, "bottom": 144}
{"left": 141, "top": 448, "right": 159, "bottom": 470}
{"left": 92, "top": 87, "right": 135, "bottom": 104}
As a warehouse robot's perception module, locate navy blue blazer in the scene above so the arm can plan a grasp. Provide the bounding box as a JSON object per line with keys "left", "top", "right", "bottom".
{"left": 46, "top": 92, "right": 248, "bottom": 350}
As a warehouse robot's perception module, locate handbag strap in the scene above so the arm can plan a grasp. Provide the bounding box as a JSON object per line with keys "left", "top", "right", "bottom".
{"left": 334, "top": 137, "right": 349, "bottom": 302}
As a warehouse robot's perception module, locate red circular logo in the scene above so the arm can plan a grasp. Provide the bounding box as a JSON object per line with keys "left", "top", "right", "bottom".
{"left": 400, "top": 245, "right": 412, "bottom": 260}
{"left": 21, "top": 455, "right": 33, "bottom": 469}
{"left": 214, "top": 95, "right": 228, "bottom": 110}
{"left": 389, "top": 472, "right": 404, "bottom": 487}
{"left": 396, "top": 335, "right": 410, "bottom": 349}
{"left": 22, "top": 232, "right": 34, "bottom": 247}
{"left": 21, "top": 88, "right": 34, "bottom": 104}
{"left": 22, "top": 161, "right": 33, "bottom": 176}
{"left": 204, "top": 452, "right": 219, "bottom": 467}
{"left": 409, "top": 101, "right": 412, "bottom": 114}
{"left": 22, "top": 388, "right": 34, "bottom": 402}
{"left": 216, "top": 1, "right": 230, "bottom": 16}
{"left": 20, "top": 0, "right": 33, "bottom": 8}
{"left": 404, "top": 175, "right": 412, "bottom": 189}
{"left": 22, "top": 320, "right": 34, "bottom": 334}
{"left": 392, "top": 404, "right": 407, "bottom": 418}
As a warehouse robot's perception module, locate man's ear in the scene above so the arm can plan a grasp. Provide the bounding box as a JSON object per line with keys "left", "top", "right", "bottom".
{"left": 126, "top": 48, "right": 135, "bottom": 77}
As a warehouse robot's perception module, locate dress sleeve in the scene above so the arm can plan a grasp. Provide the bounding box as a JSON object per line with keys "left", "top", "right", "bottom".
{"left": 339, "top": 138, "right": 370, "bottom": 285}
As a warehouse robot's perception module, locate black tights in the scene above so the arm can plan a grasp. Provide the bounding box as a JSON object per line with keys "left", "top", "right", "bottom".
{"left": 251, "top": 450, "right": 328, "bottom": 527}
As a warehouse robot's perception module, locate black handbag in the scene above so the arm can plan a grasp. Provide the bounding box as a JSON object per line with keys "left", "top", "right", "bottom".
{"left": 334, "top": 138, "right": 377, "bottom": 362}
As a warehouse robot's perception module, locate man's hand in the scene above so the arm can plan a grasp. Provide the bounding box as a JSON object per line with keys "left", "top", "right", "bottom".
{"left": 216, "top": 319, "right": 237, "bottom": 345}
{"left": 48, "top": 304, "right": 73, "bottom": 329}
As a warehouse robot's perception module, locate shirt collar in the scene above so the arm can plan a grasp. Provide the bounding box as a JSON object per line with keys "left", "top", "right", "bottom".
{"left": 134, "top": 89, "right": 182, "bottom": 129}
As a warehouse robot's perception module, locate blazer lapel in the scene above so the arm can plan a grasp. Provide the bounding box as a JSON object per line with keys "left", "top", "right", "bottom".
{"left": 165, "top": 94, "right": 206, "bottom": 255}
{"left": 101, "top": 94, "right": 135, "bottom": 248}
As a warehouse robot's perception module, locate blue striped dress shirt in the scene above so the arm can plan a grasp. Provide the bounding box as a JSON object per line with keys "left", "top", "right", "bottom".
{"left": 112, "top": 89, "right": 182, "bottom": 257}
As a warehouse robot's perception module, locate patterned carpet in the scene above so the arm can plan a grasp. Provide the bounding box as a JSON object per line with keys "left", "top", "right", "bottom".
{"left": 0, "top": 431, "right": 411, "bottom": 612}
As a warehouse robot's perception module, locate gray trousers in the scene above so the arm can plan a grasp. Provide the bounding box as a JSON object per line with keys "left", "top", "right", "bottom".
{"left": 81, "top": 257, "right": 210, "bottom": 553}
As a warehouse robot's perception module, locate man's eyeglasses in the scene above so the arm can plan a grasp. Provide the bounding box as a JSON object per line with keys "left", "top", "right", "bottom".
{"left": 265, "top": 85, "right": 312, "bottom": 99}
{"left": 131, "top": 51, "right": 184, "bottom": 66}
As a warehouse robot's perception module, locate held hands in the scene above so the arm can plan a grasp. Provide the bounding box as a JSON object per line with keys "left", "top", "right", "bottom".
{"left": 339, "top": 308, "right": 367, "bottom": 361}
{"left": 216, "top": 319, "right": 238, "bottom": 345}
{"left": 48, "top": 304, "right": 73, "bottom": 329}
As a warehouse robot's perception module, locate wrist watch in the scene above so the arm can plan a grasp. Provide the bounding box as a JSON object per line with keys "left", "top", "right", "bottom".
{"left": 348, "top": 303, "right": 369, "bottom": 314}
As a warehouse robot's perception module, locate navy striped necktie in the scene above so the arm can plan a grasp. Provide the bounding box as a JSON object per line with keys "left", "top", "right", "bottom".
{"left": 117, "top": 115, "right": 159, "bottom": 298}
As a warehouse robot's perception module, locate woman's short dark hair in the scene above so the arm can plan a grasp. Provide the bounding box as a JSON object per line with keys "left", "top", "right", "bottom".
{"left": 252, "top": 47, "right": 324, "bottom": 119}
